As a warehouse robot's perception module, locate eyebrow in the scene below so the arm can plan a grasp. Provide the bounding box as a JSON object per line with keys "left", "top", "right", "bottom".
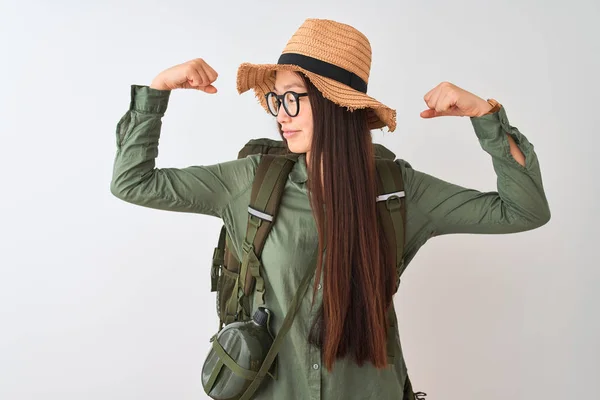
{"left": 274, "top": 83, "right": 305, "bottom": 93}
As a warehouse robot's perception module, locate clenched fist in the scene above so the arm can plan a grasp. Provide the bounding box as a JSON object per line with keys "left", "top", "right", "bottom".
{"left": 150, "top": 58, "right": 219, "bottom": 93}
{"left": 420, "top": 81, "right": 493, "bottom": 118}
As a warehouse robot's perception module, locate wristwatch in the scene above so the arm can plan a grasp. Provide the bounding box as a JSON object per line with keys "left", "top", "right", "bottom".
{"left": 485, "top": 98, "right": 502, "bottom": 114}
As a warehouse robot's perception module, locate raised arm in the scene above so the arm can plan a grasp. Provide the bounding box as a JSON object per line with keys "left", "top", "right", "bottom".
{"left": 403, "top": 82, "right": 551, "bottom": 236}
{"left": 110, "top": 59, "right": 258, "bottom": 218}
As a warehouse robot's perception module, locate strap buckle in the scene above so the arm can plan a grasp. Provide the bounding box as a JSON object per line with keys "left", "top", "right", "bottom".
{"left": 385, "top": 196, "right": 402, "bottom": 211}
{"left": 242, "top": 240, "right": 254, "bottom": 254}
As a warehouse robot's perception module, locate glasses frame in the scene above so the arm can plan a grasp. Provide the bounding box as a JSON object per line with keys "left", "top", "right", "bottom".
{"left": 264, "top": 91, "right": 308, "bottom": 117}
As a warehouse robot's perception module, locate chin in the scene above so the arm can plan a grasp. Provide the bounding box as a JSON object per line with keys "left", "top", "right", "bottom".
{"left": 286, "top": 143, "right": 309, "bottom": 154}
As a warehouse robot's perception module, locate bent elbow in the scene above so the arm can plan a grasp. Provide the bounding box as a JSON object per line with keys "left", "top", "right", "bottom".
{"left": 109, "top": 169, "right": 158, "bottom": 208}
{"left": 525, "top": 205, "right": 551, "bottom": 230}
{"left": 110, "top": 178, "right": 127, "bottom": 201}
{"left": 110, "top": 175, "right": 136, "bottom": 203}
{"left": 537, "top": 206, "right": 551, "bottom": 227}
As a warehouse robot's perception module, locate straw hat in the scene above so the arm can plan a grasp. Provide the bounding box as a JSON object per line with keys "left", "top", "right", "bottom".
{"left": 236, "top": 18, "right": 396, "bottom": 132}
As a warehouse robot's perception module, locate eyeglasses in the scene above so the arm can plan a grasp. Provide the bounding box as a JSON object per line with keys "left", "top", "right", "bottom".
{"left": 265, "top": 91, "right": 308, "bottom": 117}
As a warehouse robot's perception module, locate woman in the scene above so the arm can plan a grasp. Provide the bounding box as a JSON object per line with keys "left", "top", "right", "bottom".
{"left": 111, "top": 18, "right": 550, "bottom": 400}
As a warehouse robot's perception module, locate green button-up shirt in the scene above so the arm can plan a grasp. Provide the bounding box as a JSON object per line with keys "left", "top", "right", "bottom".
{"left": 111, "top": 85, "right": 550, "bottom": 399}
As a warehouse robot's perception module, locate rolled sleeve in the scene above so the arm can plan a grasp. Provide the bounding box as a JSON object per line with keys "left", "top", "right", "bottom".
{"left": 128, "top": 84, "right": 171, "bottom": 115}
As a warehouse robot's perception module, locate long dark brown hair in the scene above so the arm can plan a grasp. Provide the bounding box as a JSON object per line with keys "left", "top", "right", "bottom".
{"left": 277, "top": 72, "right": 396, "bottom": 371}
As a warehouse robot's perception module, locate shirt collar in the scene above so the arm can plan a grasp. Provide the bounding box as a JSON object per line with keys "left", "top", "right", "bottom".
{"left": 289, "top": 153, "right": 308, "bottom": 184}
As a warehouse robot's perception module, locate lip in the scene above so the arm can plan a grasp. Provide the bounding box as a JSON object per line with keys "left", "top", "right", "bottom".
{"left": 283, "top": 130, "right": 300, "bottom": 139}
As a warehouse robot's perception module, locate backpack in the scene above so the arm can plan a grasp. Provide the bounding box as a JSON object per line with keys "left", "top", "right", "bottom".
{"left": 206, "top": 138, "right": 424, "bottom": 400}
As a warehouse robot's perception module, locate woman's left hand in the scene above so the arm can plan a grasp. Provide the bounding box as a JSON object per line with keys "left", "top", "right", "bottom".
{"left": 420, "top": 81, "right": 493, "bottom": 118}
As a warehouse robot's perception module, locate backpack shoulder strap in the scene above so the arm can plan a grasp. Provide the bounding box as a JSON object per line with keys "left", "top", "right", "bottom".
{"left": 375, "top": 158, "right": 407, "bottom": 367}
{"left": 237, "top": 138, "right": 289, "bottom": 158}
{"left": 375, "top": 158, "right": 407, "bottom": 288}
{"left": 247, "top": 153, "right": 299, "bottom": 257}
{"left": 226, "top": 153, "right": 299, "bottom": 321}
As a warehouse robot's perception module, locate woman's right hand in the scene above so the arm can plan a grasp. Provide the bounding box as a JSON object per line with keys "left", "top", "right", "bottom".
{"left": 150, "top": 58, "right": 218, "bottom": 93}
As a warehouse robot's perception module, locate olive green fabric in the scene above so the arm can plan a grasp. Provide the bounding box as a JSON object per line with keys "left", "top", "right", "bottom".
{"left": 111, "top": 85, "right": 551, "bottom": 400}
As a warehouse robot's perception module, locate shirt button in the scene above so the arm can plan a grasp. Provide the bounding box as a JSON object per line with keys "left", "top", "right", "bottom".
{"left": 313, "top": 363, "right": 319, "bottom": 370}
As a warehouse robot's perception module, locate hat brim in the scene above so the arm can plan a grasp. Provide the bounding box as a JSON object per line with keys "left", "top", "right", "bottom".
{"left": 236, "top": 62, "right": 396, "bottom": 132}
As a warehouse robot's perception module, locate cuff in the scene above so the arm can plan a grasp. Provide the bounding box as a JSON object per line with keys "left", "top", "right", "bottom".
{"left": 469, "top": 104, "right": 522, "bottom": 144}
{"left": 129, "top": 84, "right": 171, "bottom": 115}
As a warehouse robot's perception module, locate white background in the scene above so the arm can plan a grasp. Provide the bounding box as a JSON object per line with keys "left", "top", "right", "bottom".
{"left": 1, "top": 0, "right": 598, "bottom": 399}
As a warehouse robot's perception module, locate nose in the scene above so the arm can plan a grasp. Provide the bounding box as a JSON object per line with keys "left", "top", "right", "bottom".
{"left": 276, "top": 103, "right": 291, "bottom": 124}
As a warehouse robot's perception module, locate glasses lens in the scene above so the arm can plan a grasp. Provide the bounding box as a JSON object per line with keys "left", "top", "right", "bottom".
{"left": 266, "top": 93, "right": 279, "bottom": 116}
{"left": 283, "top": 92, "right": 299, "bottom": 117}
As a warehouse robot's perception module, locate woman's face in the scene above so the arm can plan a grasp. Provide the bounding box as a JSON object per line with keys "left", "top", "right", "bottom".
{"left": 273, "top": 71, "right": 313, "bottom": 155}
